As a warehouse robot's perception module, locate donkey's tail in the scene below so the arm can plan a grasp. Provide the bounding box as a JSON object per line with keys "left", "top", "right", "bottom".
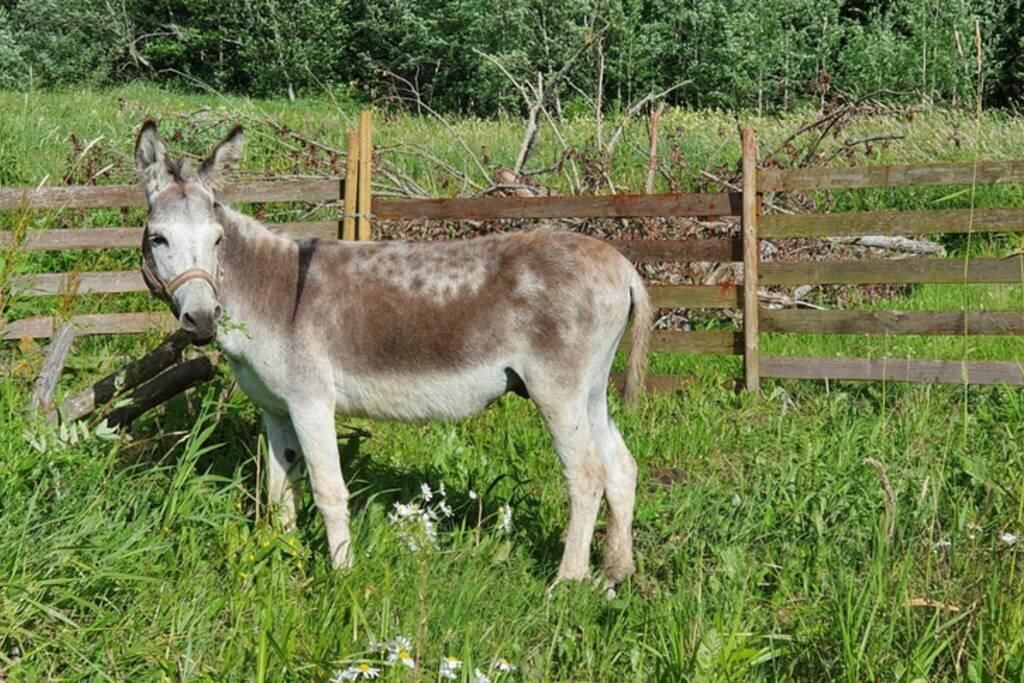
{"left": 623, "top": 269, "right": 653, "bottom": 407}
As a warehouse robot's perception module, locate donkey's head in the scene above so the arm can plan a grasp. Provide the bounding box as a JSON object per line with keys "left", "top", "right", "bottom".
{"left": 134, "top": 120, "right": 244, "bottom": 343}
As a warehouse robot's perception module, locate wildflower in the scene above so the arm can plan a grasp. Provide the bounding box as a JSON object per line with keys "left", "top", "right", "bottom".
{"left": 421, "top": 483, "right": 434, "bottom": 501}
{"left": 967, "top": 522, "right": 983, "bottom": 540}
{"left": 334, "top": 662, "right": 380, "bottom": 680}
{"left": 438, "top": 481, "right": 447, "bottom": 497}
{"left": 1000, "top": 531, "right": 1018, "bottom": 546}
{"left": 439, "top": 501, "right": 454, "bottom": 518}
{"left": 469, "top": 490, "right": 478, "bottom": 500}
{"left": 491, "top": 657, "right": 516, "bottom": 673}
{"left": 500, "top": 504, "right": 513, "bottom": 533}
{"left": 933, "top": 539, "right": 951, "bottom": 552}
{"left": 440, "top": 655, "right": 463, "bottom": 680}
{"left": 471, "top": 668, "right": 492, "bottom": 683}
{"left": 386, "top": 636, "right": 415, "bottom": 669}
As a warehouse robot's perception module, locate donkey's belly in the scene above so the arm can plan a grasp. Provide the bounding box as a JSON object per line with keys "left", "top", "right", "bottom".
{"left": 334, "top": 364, "right": 510, "bottom": 421}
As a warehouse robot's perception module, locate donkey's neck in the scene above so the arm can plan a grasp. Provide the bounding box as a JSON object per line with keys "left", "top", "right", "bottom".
{"left": 214, "top": 204, "right": 303, "bottom": 354}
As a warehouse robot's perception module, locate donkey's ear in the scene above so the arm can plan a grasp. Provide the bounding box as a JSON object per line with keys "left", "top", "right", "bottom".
{"left": 135, "top": 120, "right": 172, "bottom": 204}
{"left": 198, "top": 125, "right": 244, "bottom": 191}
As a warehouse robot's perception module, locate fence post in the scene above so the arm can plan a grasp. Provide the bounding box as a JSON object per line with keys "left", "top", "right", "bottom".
{"left": 741, "top": 128, "right": 760, "bottom": 393}
{"left": 341, "top": 131, "right": 359, "bottom": 240}
{"left": 357, "top": 110, "right": 373, "bottom": 240}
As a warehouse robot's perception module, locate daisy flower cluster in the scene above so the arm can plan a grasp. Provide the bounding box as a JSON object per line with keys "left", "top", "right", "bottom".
{"left": 330, "top": 635, "right": 517, "bottom": 681}
{"left": 387, "top": 482, "right": 454, "bottom": 552}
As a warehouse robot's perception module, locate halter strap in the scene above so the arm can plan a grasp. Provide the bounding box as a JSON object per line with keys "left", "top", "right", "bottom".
{"left": 165, "top": 268, "right": 219, "bottom": 297}
{"left": 140, "top": 252, "right": 218, "bottom": 302}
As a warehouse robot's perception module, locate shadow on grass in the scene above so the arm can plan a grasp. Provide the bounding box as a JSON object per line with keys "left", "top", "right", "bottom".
{"left": 119, "top": 376, "right": 568, "bottom": 580}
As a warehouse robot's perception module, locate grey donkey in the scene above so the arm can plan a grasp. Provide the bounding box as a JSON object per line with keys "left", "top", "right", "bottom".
{"left": 134, "top": 120, "right": 652, "bottom": 584}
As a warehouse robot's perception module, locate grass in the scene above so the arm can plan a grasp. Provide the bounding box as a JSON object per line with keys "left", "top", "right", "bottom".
{"left": 2, "top": 85, "right": 1024, "bottom": 680}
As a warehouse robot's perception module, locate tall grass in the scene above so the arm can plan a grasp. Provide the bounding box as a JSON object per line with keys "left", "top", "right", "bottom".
{"left": 2, "top": 86, "right": 1024, "bottom": 680}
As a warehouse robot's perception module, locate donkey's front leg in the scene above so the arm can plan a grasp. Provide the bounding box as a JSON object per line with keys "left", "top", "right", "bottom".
{"left": 263, "top": 411, "right": 304, "bottom": 530}
{"left": 288, "top": 401, "right": 352, "bottom": 569}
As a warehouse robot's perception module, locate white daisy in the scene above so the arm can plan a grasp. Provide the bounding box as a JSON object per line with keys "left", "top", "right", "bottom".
{"left": 500, "top": 504, "right": 513, "bottom": 533}
{"left": 471, "top": 668, "right": 492, "bottom": 683}
{"left": 469, "top": 490, "right": 478, "bottom": 500}
{"left": 385, "top": 636, "right": 415, "bottom": 669}
{"left": 421, "top": 483, "right": 434, "bottom": 501}
{"left": 438, "top": 481, "right": 447, "bottom": 497}
{"left": 334, "top": 662, "right": 380, "bottom": 680}
{"left": 440, "top": 655, "right": 463, "bottom": 680}
{"left": 491, "top": 657, "right": 516, "bottom": 673}
{"left": 439, "top": 501, "right": 454, "bottom": 518}
{"left": 1000, "top": 531, "right": 1018, "bottom": 546}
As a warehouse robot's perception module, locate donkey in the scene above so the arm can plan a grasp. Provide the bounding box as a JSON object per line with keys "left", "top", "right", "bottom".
{"left": 134, "top": 120, "right": 652, "bottom": 584}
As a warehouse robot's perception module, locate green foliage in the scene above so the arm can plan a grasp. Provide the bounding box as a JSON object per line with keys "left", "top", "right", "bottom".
{"left": 0, "top": 0, "right": 1022, "bottom": 112}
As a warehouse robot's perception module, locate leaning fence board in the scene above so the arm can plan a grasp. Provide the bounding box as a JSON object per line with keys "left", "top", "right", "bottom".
{"left": 761, "top": 355, "right": 1024, "bottom": 385}
{"left": 0, "top": 179, "right": 340, "bottom": 211}
{"left": 618, "top": 330, "right": 742, "bottom": 355}
{"left": 760, "top": 256, "right": 1024, "bottom": 285}
{"left": 757, "top": 160, "right": 1024, "bottom": 193}
{"left": 761, "top": 310, "right": 1024, "bottom": 336}
{"left": 760, "top": 208, "right": 1024, "bottom": 238}
{"left": 2, "top": 312, "right": 175, "bottom": 340}
{"left": 373, "top": 192, "right": 742, "bottom": 220}
{"left": 649, "top": 284, "right": 740, "bottom": 309}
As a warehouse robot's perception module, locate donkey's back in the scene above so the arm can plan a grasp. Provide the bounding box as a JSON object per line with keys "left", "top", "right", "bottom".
{"left": 282, "top": 229, "right": 650, "bottom": 421}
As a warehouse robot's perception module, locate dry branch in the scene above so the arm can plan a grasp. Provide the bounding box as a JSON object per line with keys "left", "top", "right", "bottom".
{"left": 104, "top": 356, "right": 215, "bottom": 429}
{"left": 61, "top": 329, "right": 192, "bottom": 423}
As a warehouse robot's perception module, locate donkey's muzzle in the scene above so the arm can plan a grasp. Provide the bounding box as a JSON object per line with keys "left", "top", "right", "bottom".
{"left": 180, "top": 305, "right": 222, "bottom": 345}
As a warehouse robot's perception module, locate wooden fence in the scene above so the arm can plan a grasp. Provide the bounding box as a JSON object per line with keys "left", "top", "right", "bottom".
{"left": 2, "top": 126, "right": 1023, "bottom": 392}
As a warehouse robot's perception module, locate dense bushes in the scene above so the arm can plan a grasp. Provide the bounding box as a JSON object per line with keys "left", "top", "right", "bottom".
{"left": 0, "top": 0, "right": 1019, "bottom": 112}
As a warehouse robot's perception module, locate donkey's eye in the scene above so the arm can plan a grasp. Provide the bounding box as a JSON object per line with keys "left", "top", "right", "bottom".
{"left": 215, "top": 235, "right": 223, "bottom": 247}
{"left": 150, "top": 234, "right": 168, "bottom": 247}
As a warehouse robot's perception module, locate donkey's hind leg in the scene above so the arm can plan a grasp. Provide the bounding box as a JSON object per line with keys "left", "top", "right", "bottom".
{"left": 263, "top": 411, "right": 304, "bottom": 530}
{"left": 588, "top": 389, "right": 637, "bottom": 583}
{"left": 535, "top": 392, "right": 605, "bottom": 582}
{"left": 288, "top": 400, "right": 352, "bottom": 569}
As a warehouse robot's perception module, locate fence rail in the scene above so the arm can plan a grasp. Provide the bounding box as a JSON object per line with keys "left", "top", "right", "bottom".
{"left": 3, "top": 128, "right": 1024, "bottom": 394}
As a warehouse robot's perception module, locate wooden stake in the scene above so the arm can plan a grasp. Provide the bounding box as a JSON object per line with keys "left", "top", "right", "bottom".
{"left": 29, "top": 321, "right": 76, "bottom": 424}
{"left": 342, "top": 131, "right": 359, "bottom": 240}
{"left": 741, "top": 128, "right": 760, "bottom": 393}
{"left": 357, "top": 110, "right": 373, "bottom": 240}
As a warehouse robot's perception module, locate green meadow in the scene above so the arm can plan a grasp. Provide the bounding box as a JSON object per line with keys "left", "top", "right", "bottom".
{"left": 2, "top": 86, "right": 1024, "bottom": 681}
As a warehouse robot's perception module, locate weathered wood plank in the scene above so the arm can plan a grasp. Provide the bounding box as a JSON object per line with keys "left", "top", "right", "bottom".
{"left": 757, "top": 160, "right": 1024, "bottom": 192}
{"left": 761, "top": 310, "right": 1024, "bottom": 335}
{"left": 0, "top": 220, "right": 337, "bottom": 252}
{"left": 649, "top": 284, "right": 741, "bottom": 309}
{"left": 761, "top": 355, "right": 1024, "bottom": 385}
{"left": 618, "top": 330, "right": 742, "bottom": 355}
{"left": 609, "top": 238, "right": 741, "bottom": 263}
{"left": 760, "top": 208, "right": 1024, "bottom": 238}
{"left": 11, "top": 271, "right": 145, "bottom": 297}
{"left": 760, "top": 256, "right": 1024, "bottom": 285}
{"left": 0, "top": 179, "right": 339, "bottom": 210}
{"left": 373, "top": 192, "right": 742, "bottom": 220}
{"left": 28, "top": 322, "right": 76, "bottom": 423}
{"left": 2, "top": 312, "right": 175, "bottom": 340}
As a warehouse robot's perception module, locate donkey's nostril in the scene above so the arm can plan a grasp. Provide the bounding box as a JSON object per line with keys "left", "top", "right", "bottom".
{"left": 181, "top": 311, "right": 197, "bottom": 330}
{"left": 213, "top": 304, "right": 223, "bottom": 321}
